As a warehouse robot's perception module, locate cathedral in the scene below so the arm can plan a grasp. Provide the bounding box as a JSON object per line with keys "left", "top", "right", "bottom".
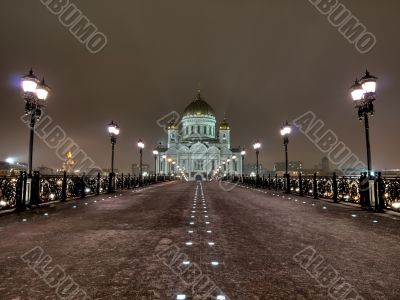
{"left": 155, "top": 90, "right": 243, "bottom": 181}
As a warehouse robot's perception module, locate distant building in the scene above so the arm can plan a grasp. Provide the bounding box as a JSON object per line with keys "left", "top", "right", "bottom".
{"left": 382, "top": 169, "right": 400, "bottom": 177}
{"left": 132, "top": 164, "right": 150, "bottom": 176}
{"left": 62, "top": 151, "right": 75, "bottom": 174}
{"left": 0, "top": 161, "right": 28, "bottom": 176}
{"left": 274, "top": 161, "right": 303, "bottom": 176}
{"left": 154, "top": 90, "right": 243, "bottom": 181}
{"left": 36, "top": 166, "right": 54, "bottom": 175}
{"left": 244, "top": 163, "right": 265, "bottom": 177}
{"left": 102, "top": 169, "right": 120, "bottom": 176}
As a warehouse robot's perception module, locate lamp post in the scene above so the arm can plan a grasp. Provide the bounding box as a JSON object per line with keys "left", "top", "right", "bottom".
{"left": 21, "top": 69, "right": 50, "bottom": 177}
{"left": 350, "top": 70, "right": 378, "bottom": 177}
{"left": 167, "top": 158, "right": 172, "bottom": 175}
{"left": 241, "top": 150, "right": 246, "bottom": 182}
{"left": 153, "top": 150, "right": 159, "bottom": 177}
{"left": 107, "top": 121, "right": 120, "bottom": 193}
{"left": 162, "top": 155, "right": 166, "bottom": 175}
{"left": 138, "top": 139, "right": 145, "bottom": 186}
{"left": 232, "top": 155, "right": 237, "bottom": 177}
{"left": 280, "top": 121, "right": 292, "bottom": 194}
{"left": 253, "top": 141, "right": 261, "bottom": 186}
{"left": 172, "top": 161, "right": 176, "bottom": 175}
{"left": 227, "top": 159, "right": 231, "bottom": 177}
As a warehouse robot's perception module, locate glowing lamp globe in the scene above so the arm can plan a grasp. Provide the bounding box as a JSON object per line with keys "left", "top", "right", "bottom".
{"left": 350, "top": 80, "right": 364, "bottom": 101}
{"left": 21, "top": 69, "right": 39, "bottom": 93}
{"left": 360, "top": 70, "right": 377, "bottom": 94}
{"left": 36, "top": 78, "right": 50, "bottom": 100}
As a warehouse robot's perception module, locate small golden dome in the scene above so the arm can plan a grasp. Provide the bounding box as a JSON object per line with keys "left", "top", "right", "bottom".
{"left": 219, "top": 118, "right": 230, "bottom": 130}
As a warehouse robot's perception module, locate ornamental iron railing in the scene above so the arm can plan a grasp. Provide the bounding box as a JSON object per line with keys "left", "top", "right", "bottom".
{"left": 232, "top": 173, "right": 400, "bottom": 212}
{"left": 0, "top": 172, "right": 173, "bottom": 212}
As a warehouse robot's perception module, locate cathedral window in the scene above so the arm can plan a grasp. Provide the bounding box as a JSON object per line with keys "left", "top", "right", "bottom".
{"left": 204, "top": 126, "right": 207, "bottom": 134}
{"left": 194, "top": 160, "right": 204, "bottom": 170}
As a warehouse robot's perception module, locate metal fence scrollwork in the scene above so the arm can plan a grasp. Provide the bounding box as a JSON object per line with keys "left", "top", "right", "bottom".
{"left": 0, "top": 171, "right": 173, "bottom": 212}
{"left": 229, "top": 173, "right": 400, "bottom": 212}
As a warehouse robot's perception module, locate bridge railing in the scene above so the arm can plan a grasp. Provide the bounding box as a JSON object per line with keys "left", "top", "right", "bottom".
{"left": 0, "top": 172, "right": 174, "bottom": 212}
{"left": 232, "top": 173, "right": 400, "bottom": 212}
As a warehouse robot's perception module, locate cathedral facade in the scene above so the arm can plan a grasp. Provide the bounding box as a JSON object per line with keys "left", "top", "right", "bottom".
{"left": 155, "top": 91, "right": 243, "bottom": 181}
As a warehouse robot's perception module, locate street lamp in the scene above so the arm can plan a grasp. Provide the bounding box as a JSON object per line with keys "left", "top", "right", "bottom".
{"left": 107, "top": 121, "right": 120, "bottom": 193}
{"left": 232, "top": 155, "right": 237, "bottom": 176}
{"left": 138, "top": 139, "right": 145, "bottom": 186}
{"left": 350, "top": 70, "right": 378, "bottom": 177}
{"left": 253, "top": 141, "right": 261, "bottom": 186}
{"left": 153, "top": 150, "right": 159, "bottom": 176}
{"left": 21, "top": 69, "right": 50, "bottom": 177}
{"left": 172, "top": 161, "right": 176, "bottom": 175}
{"left": 227, "top": 159, "right": 231, "bottom": 177}
{"left": 162, "top": 155, "right": 166, "bottom": 175}
{"left": 167, "top": 158, "right": 172, "bottom": 175}
{"left": 240, "top": 150, "right": 246, "bottom": 181}
{"left": 280, "top": 121, "right": 292, "bottom": 193}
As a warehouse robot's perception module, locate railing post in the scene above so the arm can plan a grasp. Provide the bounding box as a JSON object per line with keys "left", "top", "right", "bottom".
{"left": 22, "top": 172, "right": 27, "bottom": 210}
{"left": 268, "top": 174, "right": 271, "bottom": 190}
{"left": 313, "top": 173, "right": 318, "bottom": 199}
{"left": 96, "top": 172, "right": 101, "bottom": 195}
{"left": 262, "top": 174, "right": 265, "bottom": 189}
{"left": 61, "top": 171, "right": 67, "bottom": 202}
{"left": 15, "top": 171, "right": 25, "bottom": 212}
{"left": 299, "top": 173, "right": 304, "bottom": 197}
{"left": 107, "top": 172, "right": 113, "bottom": 193}
{"left": 80, "top": 174, "right": 86, "bottom": 198}
{"left": 275, "top": 174, "right": 278, "bottom": 191}
{"left": 286, "top": 173, "right": 291, "bottom": 194}
{"left": 375, "top": 172, "right": 385, "bottom": 213}
{"left": 31, "top": 171, "right": 41, "bottom": 207}
{"left": 333, "top": 172, "right": 338, "bottom": 203}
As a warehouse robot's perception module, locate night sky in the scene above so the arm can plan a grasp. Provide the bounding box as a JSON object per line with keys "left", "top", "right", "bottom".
{"left": 0, "top": 0, "right": 399, "bottom": 173}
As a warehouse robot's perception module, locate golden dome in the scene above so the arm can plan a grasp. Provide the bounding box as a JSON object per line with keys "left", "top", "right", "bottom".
{"left": 167, "top": 119, "right": 178, "bottom": 129}
{"left": 183, "top": 90, "right": 215, "bottom": 117}
{"left": 219, "top": 118, "right": 230, "bottom": 130}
